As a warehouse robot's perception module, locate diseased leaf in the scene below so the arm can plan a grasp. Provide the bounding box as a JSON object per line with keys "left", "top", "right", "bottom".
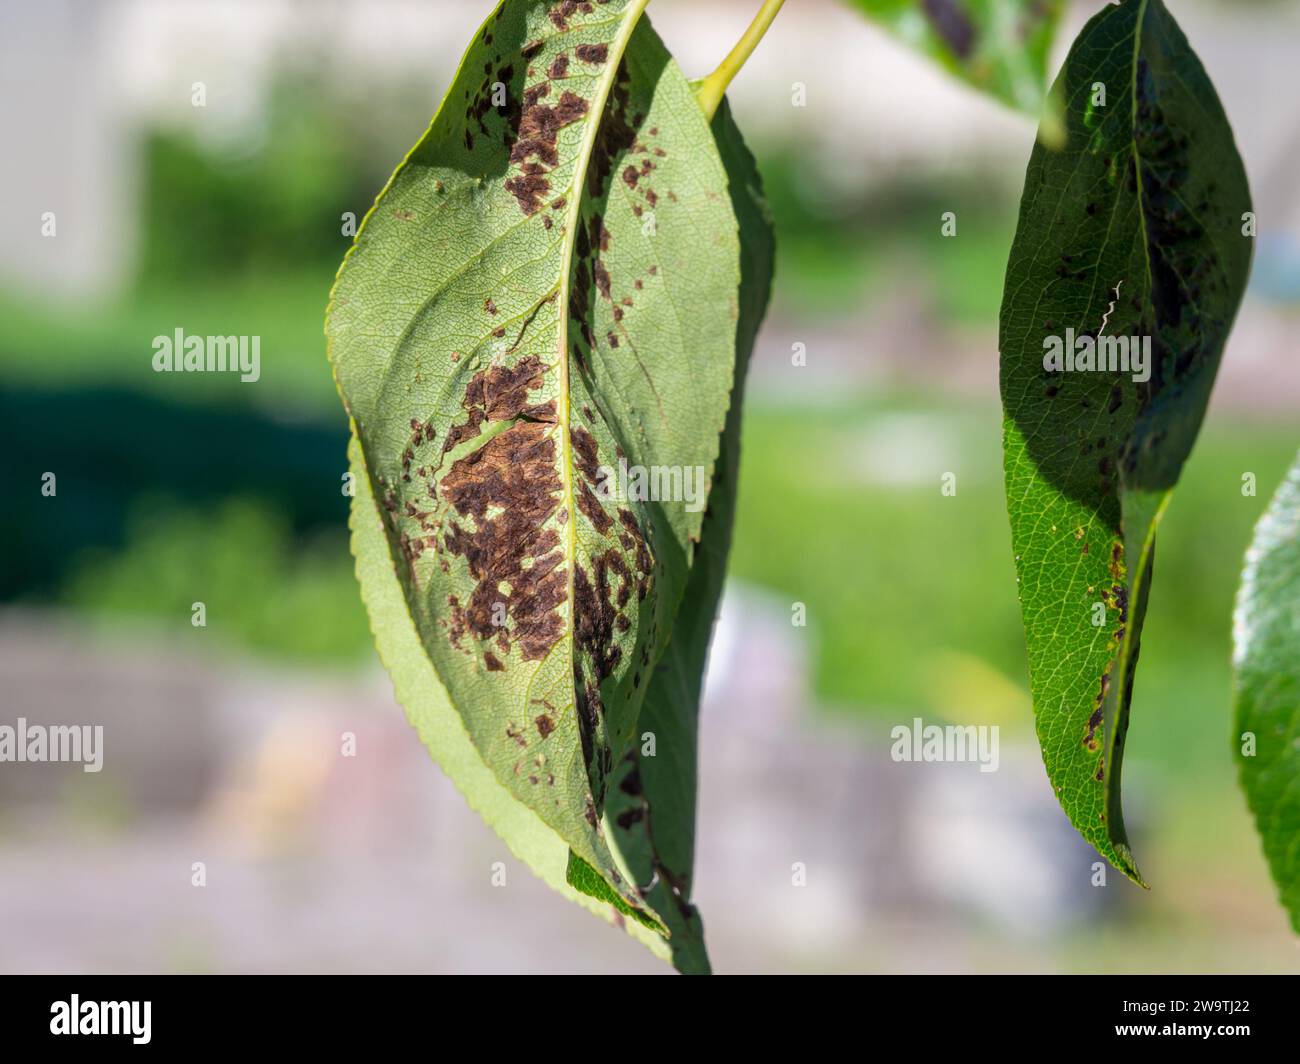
{"left": 327, "top": 0, "right": 768, "bottom": 971}
{"left": 600, "top": 94, "right": 775, "bottom": 975}
{"left": 846, "top": 0, "right": 1064, "bottom": 113}
{"left": 999, "top": 0, "right": 1252, "bottom": 883}
{"left": 1234, "top": 452, "right": 1300, "bottom": 933}
{"left": 347, "top": 432, "right": 673, "bottom": 964}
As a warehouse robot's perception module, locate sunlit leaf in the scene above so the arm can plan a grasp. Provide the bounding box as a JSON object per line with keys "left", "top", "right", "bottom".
{"left": 999, "top": 0, "right": 1252, "bottom": 882}
{"left": 327, "top": 0, "right": 771, "bottom": 970}
{"left": 1234, "top": 451, "right": 1300, "bottom": 932}
{"left": 600, "top": 93, "right": 775, "bottom": 974}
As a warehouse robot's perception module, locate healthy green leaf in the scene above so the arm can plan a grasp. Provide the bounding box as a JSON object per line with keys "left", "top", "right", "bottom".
{"left": 327, "top": 0, "right": 767, "bottom": 969}
{"left": 846, "top": 0, "right": 1064, "bottom": 113}
{"left": 1000, "top": 0, "right": 1252, "bottom": 883}
{"left": 1234, "top": 451, "right": 1300, "bottom": 933}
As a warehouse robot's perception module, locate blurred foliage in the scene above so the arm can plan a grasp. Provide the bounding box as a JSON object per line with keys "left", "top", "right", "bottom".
{"left": 136, "top": 68, "right": 422, "bottom": 284}
{"left": 62, "top": 496, "right": 370, "bottom": 663}
{"left": 756, "top": 143, "right": 1018, "bottom": 321}
{"left": 1, "top": 61, "right": 1292, "bottom": 814}
{"left": 846, "top": 0, "right": 1064, "bottom": 114}
{"left": 0, "top": 385, "right": 349, "bottom": 602}
{"left": 730, "top": 397, "right": 1298, "bottom": 782}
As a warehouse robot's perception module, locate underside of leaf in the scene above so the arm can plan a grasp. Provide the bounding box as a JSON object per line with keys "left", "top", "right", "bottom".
{"left": 999, "top": 0, "right": 1251, "bottom": 883}
{"left": 327, "top": 0, "right": 772, "bottom": 971}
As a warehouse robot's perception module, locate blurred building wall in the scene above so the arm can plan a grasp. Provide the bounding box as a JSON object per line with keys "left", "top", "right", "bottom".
{"left": 0, "top": 0, "right": 136, "bottom": 300}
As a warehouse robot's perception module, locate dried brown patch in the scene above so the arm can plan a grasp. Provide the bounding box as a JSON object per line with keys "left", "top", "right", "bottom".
{"left": 439, "top": 355, "right": 566, "bottom": 665}
{"left": 442, "top": 354, "right": 553, "bottom": 455}
{"left": 442, "top": 421, "right": 566, "bottom": 663}
{"left": 505, "top": 90, "right": 590, "bottom": 215}
{"left": 577, "top": 478, "right": 613, "bottom": 534}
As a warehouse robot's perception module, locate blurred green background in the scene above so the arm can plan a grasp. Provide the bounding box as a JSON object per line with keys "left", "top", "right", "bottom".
{"left": 2, "top": 0, "right": 1298, "bottom": 972}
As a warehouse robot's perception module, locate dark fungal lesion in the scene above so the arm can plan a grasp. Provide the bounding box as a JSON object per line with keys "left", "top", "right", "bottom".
{"left": 441, "top": 421, "right": 566, "bottom": 663}
{"left": 566, "top": 420, "right": 656, "bottom": 808}
{"left": 430, "top": 355, "right": 567, "bottom": 669}
{"left": 567, "top": 57, "right": 669, "bottom": 368}
{"left": 610, "top": 751, "right": 702, "bottom": 924}
{"left": 500, "top": 8, "right": 626, "bottom": 219}
{"left": 441, "top": 354, "right": 556, "bottom": 456}
{"left": 1084, "top": 695, "right": 1106, "bottom": 752}
{"left": 505, "top": 86, "right": 588, "bottom": 216}
{"left": 548, "top": 1, "right": 601, "bottom": 32}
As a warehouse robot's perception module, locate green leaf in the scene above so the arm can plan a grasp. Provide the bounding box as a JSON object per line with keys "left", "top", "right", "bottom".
{"left": 327, "top": 1, "right": 768, "bottom": 970}
{"left": 999, "top": 0, "right": 1252, "bottom": 883}
{"left": 845, "top": 0, "right": 1065, "bottom": 113}
{"left": 1234, "top": 452, "right": 1300, "bottom": 933}
{"left": 600, "top": 94, "right": 775, "bottom": 975}
{"left": 346, "top": 431, "right": 672, "bottom": 964}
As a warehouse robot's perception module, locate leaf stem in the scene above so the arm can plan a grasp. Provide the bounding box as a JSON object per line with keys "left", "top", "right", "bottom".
{"left": 695, "top": 0, "right": 786, "bottom": 120}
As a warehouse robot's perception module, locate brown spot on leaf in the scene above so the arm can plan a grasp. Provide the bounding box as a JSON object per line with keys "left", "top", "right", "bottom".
{"left": 577, "top": 478, "right": 612, "bottom": 534}
{"left": 570, "top": 424, "right": 602, "bottom": 483}
{"left": 1084, "top": 706, "right": 1104, "bottom": 750}
{"left": 442, "top": 354, "right": 552, "bottom": 455}
{"left": 439, "top": 356, "right": 565, "bottom": 663}
{"left": 505, "top": 90, "right": 590, "bottom": 215}
{"left": 442, "top": 421, "right": 566, "bottom": 662}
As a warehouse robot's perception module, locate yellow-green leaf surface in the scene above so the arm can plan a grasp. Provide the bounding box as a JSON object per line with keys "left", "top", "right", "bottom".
{"left": 846, "top": 0, "right": 1064, "bottom": 113}
{"left": 327, "top": 0, "right": 762, "bottom": 968}
{"left": 1234, "top": 452, "right": 1300, "bottom": 933}
{"left": 602, "top": 95, "right": 774, "bottom": 974}
{"left": 348, "top": 433, "right": 674, "bottom": 964}
{"left": 1000, "top": 0, "right": 1251, "bottom": 883}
